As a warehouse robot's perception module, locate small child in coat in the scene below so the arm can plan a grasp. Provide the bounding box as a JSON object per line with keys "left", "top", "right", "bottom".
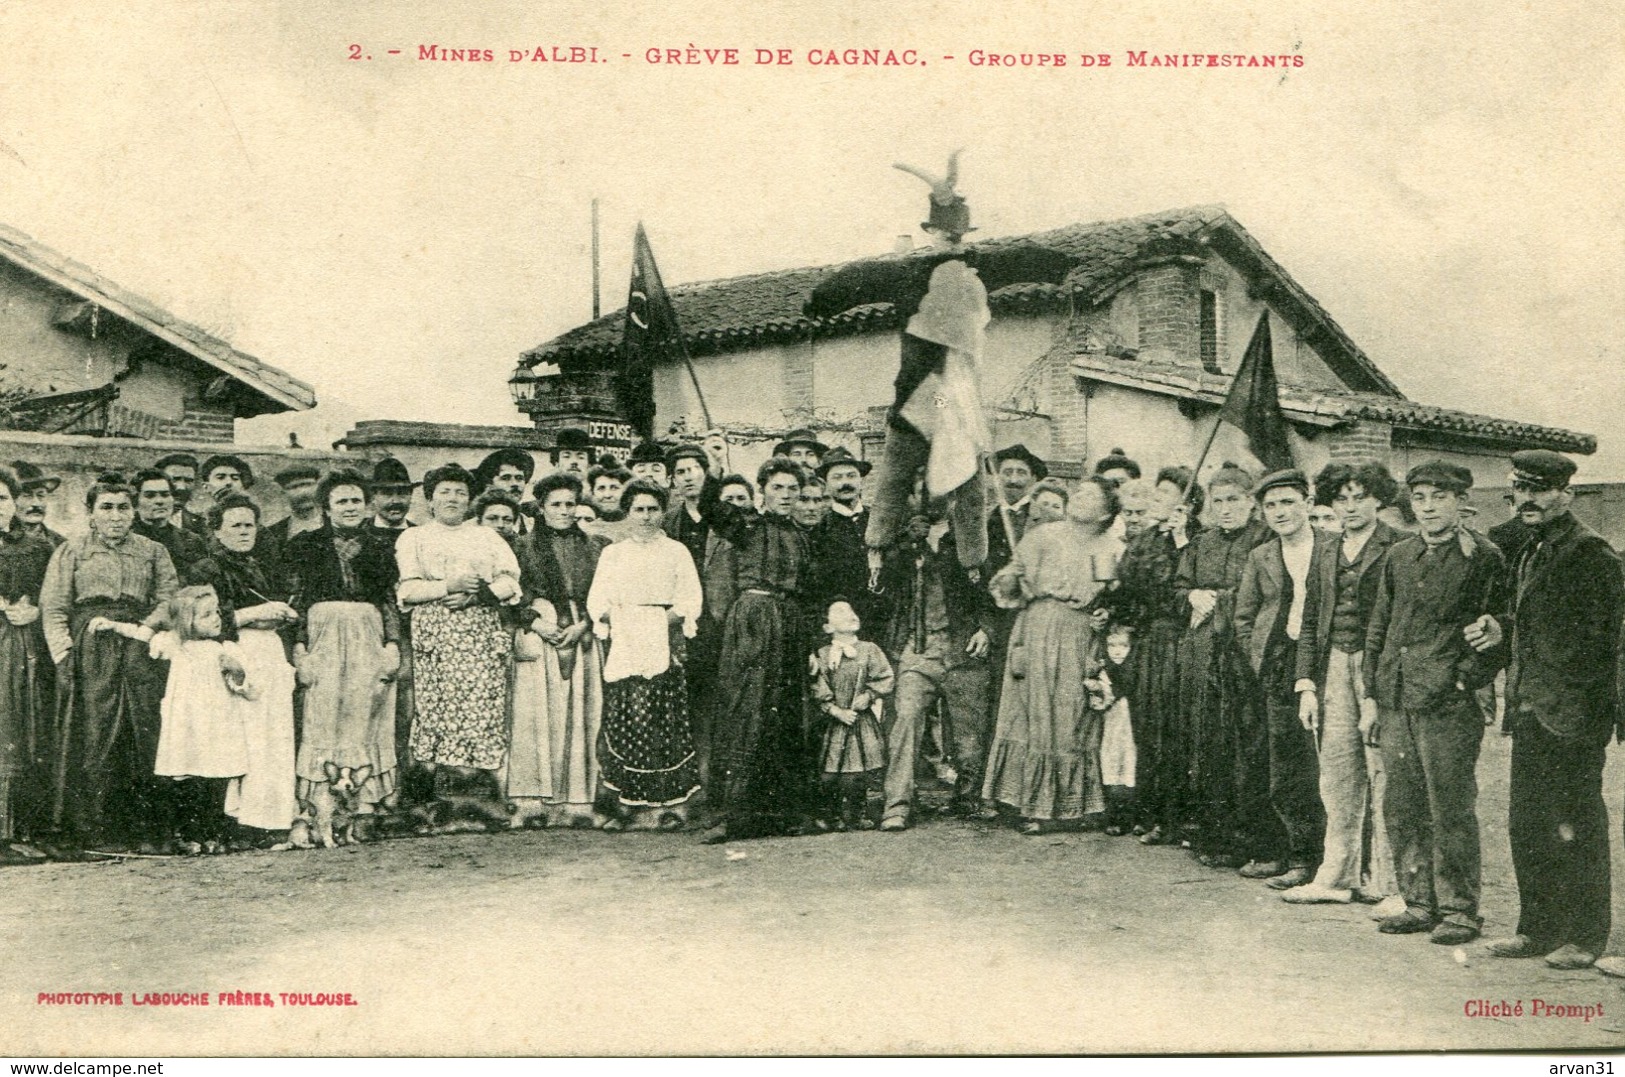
{"left": 1089, "top": 624, "right": 1139, "bottom": 836}
{"left": 149, "top": 584, "right": 257, "bottom": 853}
{"left": 812, "top": 600, "right": 895, "bottom": 831}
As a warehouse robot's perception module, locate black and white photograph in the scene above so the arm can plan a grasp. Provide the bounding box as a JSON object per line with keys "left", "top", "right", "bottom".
{"left": 0, "top": 0, "right": 1622, "bottom": 1060}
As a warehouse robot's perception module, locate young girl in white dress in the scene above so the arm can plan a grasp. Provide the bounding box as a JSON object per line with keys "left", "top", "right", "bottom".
{"left": 150, "top": 584, "right": 255, "bottom": 852}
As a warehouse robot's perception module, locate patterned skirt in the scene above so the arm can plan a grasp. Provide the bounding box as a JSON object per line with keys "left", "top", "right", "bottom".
{"left": 600, "top": 662, "right": 700, "bottom": 808}
{"left": 409, "top": 605, "right": 513, "bottom": 770}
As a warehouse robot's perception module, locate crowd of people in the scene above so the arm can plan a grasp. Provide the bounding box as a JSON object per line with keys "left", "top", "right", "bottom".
{"left": 0, "top": 428, "right": 1621, "bottom": 977}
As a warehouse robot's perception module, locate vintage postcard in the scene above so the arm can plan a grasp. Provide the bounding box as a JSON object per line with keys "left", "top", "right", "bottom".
{"left": 0, "top": 0, "right": 1620, "bottom": 1059}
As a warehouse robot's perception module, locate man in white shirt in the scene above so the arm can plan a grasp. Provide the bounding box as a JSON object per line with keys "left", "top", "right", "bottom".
{"left": 1233, "top": 468, "right": 1332, "bottom": 890}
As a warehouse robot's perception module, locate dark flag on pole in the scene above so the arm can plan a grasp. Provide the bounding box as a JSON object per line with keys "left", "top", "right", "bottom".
{"left": 618, "top": 223, "right": 680, "bottom": 439}
{"left": 1216, "top": 312, "right": 1294, "bottom": 473}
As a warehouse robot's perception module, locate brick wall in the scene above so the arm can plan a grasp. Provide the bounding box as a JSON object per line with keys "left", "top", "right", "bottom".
{"left": 1135, "top": 262, "right": 1202, "bottom": 367}
{"left": 783, "top": 341, "right": 815, "bottom": 418}
{"left": 0, "top": 429, "right": 366, "bottom": 539}
{"left": 153, "top": 403, "right": 235, "bottom": 445}
{"left": 1325, "top": 419, "right": 1393, "bottom": 465}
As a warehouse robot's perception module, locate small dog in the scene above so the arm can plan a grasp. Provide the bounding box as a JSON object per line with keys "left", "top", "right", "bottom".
{"left": 292, "top": 762, "right": 375, "bottom": 848}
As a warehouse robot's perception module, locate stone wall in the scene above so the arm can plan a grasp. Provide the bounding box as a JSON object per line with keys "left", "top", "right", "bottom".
{"left": 0, "top": 429, "right": 371, "bottom": 539}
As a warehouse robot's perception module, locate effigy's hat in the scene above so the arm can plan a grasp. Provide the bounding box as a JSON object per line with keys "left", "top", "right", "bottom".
{"left": 896, "top": 151, "right": 977, "bottom": 236}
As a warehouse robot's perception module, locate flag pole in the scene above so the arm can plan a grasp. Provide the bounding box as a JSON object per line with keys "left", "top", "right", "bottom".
{"left": 637, "top": 223, "right": 714, "bottom": 433}
{"left": 672, "top": 332, "right": 714, "bottom": 433}
{"left": 1181, "top": 412, "right": 1225, "bottom": 505}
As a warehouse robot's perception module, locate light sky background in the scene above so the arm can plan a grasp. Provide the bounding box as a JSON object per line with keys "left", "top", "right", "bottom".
{"left": 0, "top": 1, "right": 1619, "bottom": 475}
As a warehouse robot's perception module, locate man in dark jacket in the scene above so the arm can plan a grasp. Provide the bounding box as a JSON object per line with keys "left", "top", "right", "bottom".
{"left": 878, "top": 504, "right": 995, "bottom": 829}
{"left": 130, "top": 468, "right": 208, "bottom": 574}
{"left": 1473, "top": 451, "right": 1624, "bottom": 971}
{"left": 1363, "top": 461, "right": 1508, "bottom": 946}
{"left": 1233, "top": 469, "right": 1331, "bottom": 890}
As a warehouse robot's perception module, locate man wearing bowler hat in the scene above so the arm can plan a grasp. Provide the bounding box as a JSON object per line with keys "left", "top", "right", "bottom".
{"left": 360, "top": 456, "right": 426, "bottom": 804}
{"left": 9, "top": 462, "right": 65, "bottom": 549}
{"left": 548, "top": 427, "right": 594, "bottom": 480}
{"left": 625, "top": 441, "right": 671, "bottom": 490}
{"left": 807, "top": 447, "right": 885, "bottom": 632}
{"left": 773, "top": 429, "right": 828, "bottom": 472}
{"left": 1471, "top": 451, "right": 1625, "bottom": 972}
{"left": 1362, "top": 460, "right": 1508, "bottom": 946}
{"left": 985, "top": 444, "right": 1045, "bottom": 578}
{"left": 366, "top": 458, "right": 417, "bottom": 532}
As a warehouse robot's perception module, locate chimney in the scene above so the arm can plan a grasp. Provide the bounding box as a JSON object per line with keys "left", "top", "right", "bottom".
{"left": 893, "top": 234, "right": 913, "bottom": 255}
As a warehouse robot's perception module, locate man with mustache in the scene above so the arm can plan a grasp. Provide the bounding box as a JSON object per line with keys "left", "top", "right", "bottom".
{"left": 154, "top": 453, "right": 205, "bottom": 535}
{"left": 366, "top": 458, "right": 417, "bottom": 533}
{"left": 807, "top": 447, "right": 884, "bottom": 642}
{"left": 9, "top": 462, "right": 64, "bottom": 550}
{"left": 1472, "top": 451, "right": 1625, "bottom": 973}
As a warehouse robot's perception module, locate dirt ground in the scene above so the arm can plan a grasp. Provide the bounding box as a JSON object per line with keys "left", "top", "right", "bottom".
{"left": 3, "top": 732, "right": 1624, "bottom": 1057}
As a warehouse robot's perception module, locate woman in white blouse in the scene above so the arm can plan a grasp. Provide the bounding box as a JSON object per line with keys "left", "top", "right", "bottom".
{"left": 395, "top": 464, "right": 522, "bottom": 802}
{"left": 587, "top": 480, "right": 703, "bottom": 831}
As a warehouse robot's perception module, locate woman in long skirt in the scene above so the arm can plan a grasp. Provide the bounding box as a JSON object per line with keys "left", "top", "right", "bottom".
{"left": 39, "top": 476, "right": 178, "bottom": 855}
{"left": 1107, "top": 467, "right": 1203, "bottom": 845}
{"left": 511, "top": 472, "right": 607, "bottom": 827}
{"left": 1172, "top": 463, "right": 1275, "bottom": 869}
{"left": 185, "top": 493, "right": 299, "bottom": 843}
{"left": 284, "top": 469, "right": 402, "bottom": 828}
{"left": 396, "top": 464, "right": 521, "bottom": 806}
{"left": 701, "top": 456, "right": 816, "bottom": 843}
{"left": 0, "top": 467, "right": 55, "bottom": 864}
{"left": 983, "top": 477, "right": 1124, "bottom": 834}
{"left": 588, "top": 480, "right": 703, "bottom": 830}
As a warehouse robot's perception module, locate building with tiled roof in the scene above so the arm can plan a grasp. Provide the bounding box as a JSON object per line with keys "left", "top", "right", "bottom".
{"left": 514, "top": 205, "right": 1595, "bottom": 492}
{"left": 0, "top": 222, "right": 314, "bottom": 443}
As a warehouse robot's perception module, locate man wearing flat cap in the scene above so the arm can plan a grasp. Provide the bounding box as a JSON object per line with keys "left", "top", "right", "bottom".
{"left": 9, "top": 461, "right": 65, "bottom": 549}
{"left": 1233, "top": 468, "right": 1330, "bottom": 890}
{"left": 262, "top": 464, "right": 326, "bottom": 560}
{"left": 1470, "top": 450, "right": 1625, "bottom": 972}
{"left": 1362, "top": 460, "right": 1508, "bottom": 946}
